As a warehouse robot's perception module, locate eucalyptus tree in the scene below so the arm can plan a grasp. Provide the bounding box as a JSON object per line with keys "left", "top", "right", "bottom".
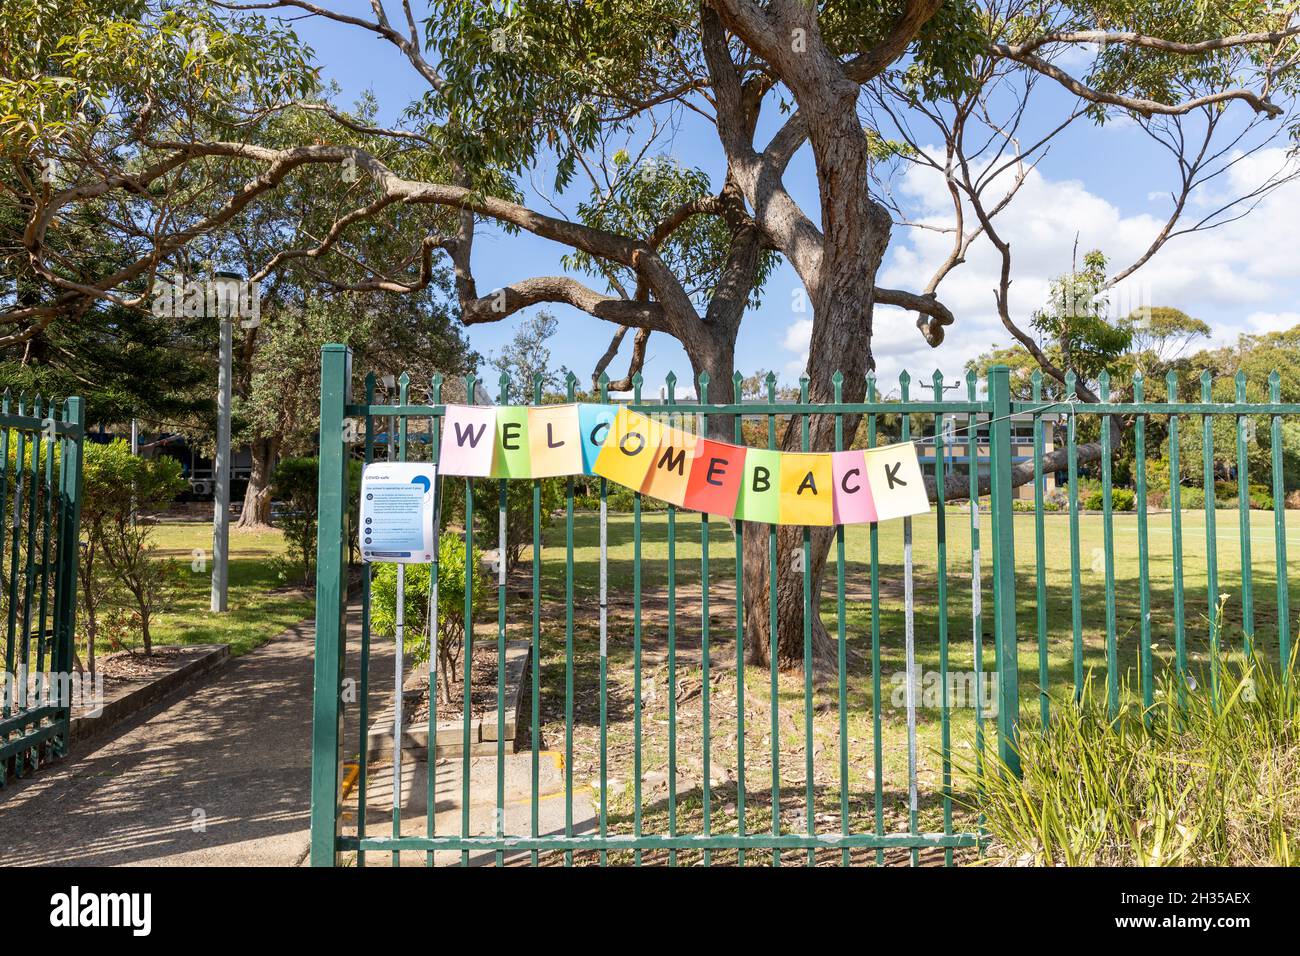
{"left": 6, "top": 0, "right": 1298, "bottom": 667}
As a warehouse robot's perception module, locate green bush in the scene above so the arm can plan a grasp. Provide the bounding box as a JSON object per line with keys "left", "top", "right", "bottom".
{"left": 1082, "top": 488, "right": 1135, "bottom": 511}
{"left": 962, "top": 652, "right": 1300, "bottom": 866}
{"left": 437, "top": 475, "right": 564, "bottom": 571}
{"left": 272, "top": 456, "right": 318, "bottom": 583}
{"left": 370, "top": 532, "right": 487, "bottom": 703}
{"left": 81, "top": 440, "right": 187, "bottom": 662}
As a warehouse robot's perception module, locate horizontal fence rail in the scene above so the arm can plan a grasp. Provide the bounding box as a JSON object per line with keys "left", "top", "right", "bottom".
{"left": 0, "top": 391, "right": 84, "bottom": 782}
{"left": 311, "top": 346, "right": 1298, "bottom": 866}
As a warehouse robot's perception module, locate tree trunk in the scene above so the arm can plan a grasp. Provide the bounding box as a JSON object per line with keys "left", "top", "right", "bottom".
{"left": 237, "top": 436, "right": 278, "bottom": 530}
{"left": 740, "top": 87, "right": 893, "bottom": 675}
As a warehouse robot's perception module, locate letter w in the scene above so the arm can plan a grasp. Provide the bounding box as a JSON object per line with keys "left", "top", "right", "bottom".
{"left": 454, "top": 421, "right": 486, "bottom": 447}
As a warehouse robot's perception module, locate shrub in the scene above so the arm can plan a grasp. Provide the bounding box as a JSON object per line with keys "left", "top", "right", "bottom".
{"left": 1082, "top": 488, "right": 1134, "bottom": 511}
{"left": 961, "top": 652, "right": 1300, "bottom": 866}
{"left": 81, "top": 440, "right": 187, "bottom": 660}
{"left": 272, "top": 456, "right": 319, "bottom": 583}
{"left": 370, "top": 532, "right": 487, "bottom": 703}
{"left": 437, "top": 475, "right": 564, "bottom": 571}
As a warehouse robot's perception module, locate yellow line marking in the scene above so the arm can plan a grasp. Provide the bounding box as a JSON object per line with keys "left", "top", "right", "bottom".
{"left": 341, "top": 762, "right": 360, "bottom": 801}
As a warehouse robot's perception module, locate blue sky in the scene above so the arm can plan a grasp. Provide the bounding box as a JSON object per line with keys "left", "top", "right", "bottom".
{"left": 289, "top": 6, "right": 1300, "bottom": 393}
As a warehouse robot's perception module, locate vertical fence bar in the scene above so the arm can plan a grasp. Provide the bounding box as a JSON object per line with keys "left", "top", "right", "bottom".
{"left": 53, "top": 396, "right": 83, "bottom": 758}
{"left": 310, "top": 346, "right": 350, "bottom": 866}
{"left": 495, "top": 373, "right": 510, "bottom": 868}
{"left": 1066, "top": 373, "right": 1083, "bottom": 701}
{"left": 392, "top": 373, "right": 410, "bottom": 868}
{"left": 1270, "top": 372, "right": 1290, "bottom": 669}
{"left": 931, "top": 371, "right": 953, "bottom": 865}
{"left": 1201, "top": 371, "right": 1220, "bottom": 705}
{"left": 665, "top": 373, "right": 682, "bottom": 865}
{"left": 1167, "top": 372, "right": 1187, "bottom": 697}
{"left": 900, "top": 371, "right": 919, "bottom": 866}
{"left": 357, "top": 374, "right": 375, "bottom": 867}
{"left": 986, "top": 366, "right": 1020, "bottom": 775}
{"left": 1235, "top": 371, "right": 1254, "bottom": 657}
{"left": 1134, "top": 375, "right": 1153, "bottom": 715}
{"left": 427, "top": 374, "right": 443, "bottom": 867}
{"left": 1099, "top": 373, "right": 1119, "bottom": 719}
{"left": 530, "top": 373, "right": 543, "bottom": 865}
{"left": 6, "top": 399, "right": 26, "bottom": 720}
{"left": 698, "top": 372, "right": 712, "bottom": 866}
{"left": 0, "top": 390, "right": 10, "bottom": 766}
{"left": 1030, "top": 373, "right": 1048, "bottom": 729}
{"left": 966, "top": 371, "right": 985, "bottom": 844}
{"left": 563, "top": 372, "right": 577, "bottom": 865}
{"left": 732, "top": 371, "right": 747, "bottom": 866}
{"left": 461, "top": 373, "right": 477, "bottom": 868}
{"left": 35, "top": 400, "right": 56, "bottom": 728}
{"left": 598, "top": 373, "right": 611, "bottom": 866}
{"left": 632, "top": 372, "right": 645, "bottom": 864}
{"left": 20, "top": 398, "right": 42, "bottom": 749}
{"left": 833, "top": 372, "right": 849, "bottom": 867}
{"left": 868, "top": 375, "right": 884, "bottom": 865}
{"left": 798, "top": 375, "right": 815, "bottom": 867}
{"left": 765, "top": 372, "right": 780, "bottom": 866}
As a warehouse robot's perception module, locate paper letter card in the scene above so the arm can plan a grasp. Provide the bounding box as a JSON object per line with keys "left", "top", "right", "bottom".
{"left": 440, "top": 404, "right": 496, "bottom": 476}
{"left": 832, "top": 450, "right": 877, "bottom": 524}
{"left": 640, "top": 425, "right": 698, "bottom": 508}
{"left": 779, "top": 452, "right": 834, "bottom": 526}
{"left": 492, "top": 406, "right": 531, "bottom": 479}
{"left": 360, "top": 462, "right": 438, "bottom": 563}
{"left": 578, "top": 404, "right": 618, "bottom": 475}
{"left": 864, "top": 442, "right": 930, "bottom": 521}
{"left": 735, "top": 447, "right": 781, "bottom": 523}
{"left": 682, "top": 439, "right": 746, "bottom": 518}
{"left": 592, "top": 408, "right": 662, "bottom": 490}
{"left": 528, "top": 404, "right": 584, "bottom": 478}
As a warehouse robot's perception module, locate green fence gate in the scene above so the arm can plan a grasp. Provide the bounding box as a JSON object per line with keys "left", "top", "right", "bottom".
{"left": 0, "top": 391, "right": 84, "bottom": 783}
{"left": 310, "top": 344, "right": 1299, "bottom": 866}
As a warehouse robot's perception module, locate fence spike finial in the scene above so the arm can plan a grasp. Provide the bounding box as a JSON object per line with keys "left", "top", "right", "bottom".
{"left": 1165, "top": 369, "right": 1178, "bottom": 403}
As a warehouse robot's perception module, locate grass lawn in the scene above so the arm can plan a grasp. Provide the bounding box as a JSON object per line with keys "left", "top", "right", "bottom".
{"left": 464, "top": 505, "right": 1298, "bottom": 864}
{"left": 96, "top": 519, "right": 314, "bottom": 658}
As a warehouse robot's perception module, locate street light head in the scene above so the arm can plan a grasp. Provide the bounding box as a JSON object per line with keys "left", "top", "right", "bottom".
{"left": 212, "top": 270, "right": 244, "bottom": 319}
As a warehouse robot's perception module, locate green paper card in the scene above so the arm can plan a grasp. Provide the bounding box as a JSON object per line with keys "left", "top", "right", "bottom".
{"left": 491, "top": 406, "right": 532, "bottom": 478}
{"left": 734, "top": 447, "right": 781, "bottom": 523}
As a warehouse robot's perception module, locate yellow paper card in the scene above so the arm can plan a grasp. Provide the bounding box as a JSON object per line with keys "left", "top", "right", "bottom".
{"left": 527, "top": 404, "right": 583, "bottom": 478}
{"left": 863, "top": 441, "right": 930, "bottom": 521}
{"left": 592, "top": 408, "right": 662, "bottom": 491}
{"left": 640, "top": 426, "right": 698, "bottom": 508}
{"left": 778, "top": 452, "right": 834, "bottom": 526}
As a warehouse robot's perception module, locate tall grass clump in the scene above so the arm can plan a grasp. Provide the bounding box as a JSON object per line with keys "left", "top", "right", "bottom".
{"left": 962, "top": 649, "right": 1300, "bottom": 866}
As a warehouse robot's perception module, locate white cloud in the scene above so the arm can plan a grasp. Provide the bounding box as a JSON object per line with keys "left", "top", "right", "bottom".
{"left": 1242, "top": 310, "right": 1300, "bottom": 338}
{"left": 831, "top": 145, "right": 1300, "bottom": 386}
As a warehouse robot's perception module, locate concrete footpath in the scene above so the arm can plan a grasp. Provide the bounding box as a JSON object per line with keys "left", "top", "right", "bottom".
{"left": 0, "top": 605, "right": 389, "bottom": 866}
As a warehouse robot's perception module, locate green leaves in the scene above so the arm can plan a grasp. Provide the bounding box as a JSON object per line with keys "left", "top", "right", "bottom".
{"left": 563, "top": 155, "right": 778, "bottom": 307}
{"left": 1, "top": 0, "right": 318, "bottom": 152}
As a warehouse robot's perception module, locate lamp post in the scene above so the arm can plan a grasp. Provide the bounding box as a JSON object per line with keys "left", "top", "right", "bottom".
{"left": 210, "top": 270, "right": 242, "bottom": 613}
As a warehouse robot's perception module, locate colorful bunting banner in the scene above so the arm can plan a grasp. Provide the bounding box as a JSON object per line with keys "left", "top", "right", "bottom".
{"left": 435, "top": 403, "right": 931, "bottom": 525}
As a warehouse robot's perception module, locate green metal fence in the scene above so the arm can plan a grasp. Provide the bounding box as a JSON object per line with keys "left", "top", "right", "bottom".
{"left": 310, "top": 344, "right": 1299, "bottom": 866}
{"left": 0, "top": 391, "right": 85, "bottom": 782}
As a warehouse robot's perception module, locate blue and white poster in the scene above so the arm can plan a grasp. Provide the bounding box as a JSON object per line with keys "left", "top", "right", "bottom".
{"left": 359, "top": 462, "right": 438, "bottom": 563}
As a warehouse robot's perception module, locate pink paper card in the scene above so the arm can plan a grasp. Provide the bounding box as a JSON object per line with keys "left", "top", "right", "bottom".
{"left": 832, "top": 449, "right": 877, "bottom": 524}
{"left": 438, "top": 404, "right": 497, "bottom": 476}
